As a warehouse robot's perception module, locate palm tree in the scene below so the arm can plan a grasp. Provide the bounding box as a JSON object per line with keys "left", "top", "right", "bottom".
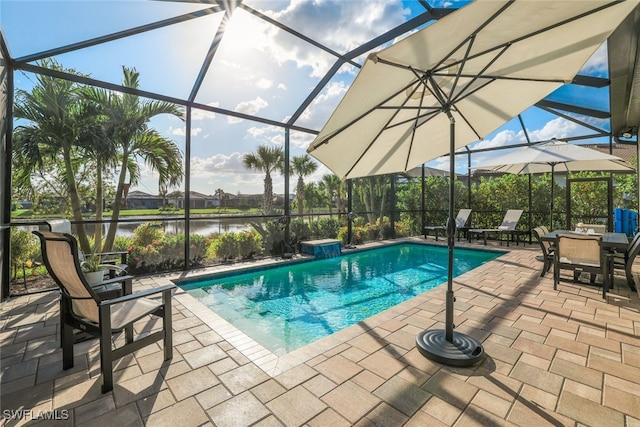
{"left": 12, "top": 59, "right": 96, "bottom": 252}
{"left": 243, "top": 145, "right": 284, "bottom": 215}
{"left": 291, "top": 155, "right": 318, "bottom": 216}
{"left": 318, "top": 174, "right": 345, "bottom": 217}
{"left": 83, "top": 66, "right": 184, "bottom": 251}
{"left": 353, "top": 175, "right": 389, "bottom": 224}
{"left": 303, "top": 182, "right": 323, "bottom": 221}
{"left": 215, "top": 188, "right": 225, "bottom": 210}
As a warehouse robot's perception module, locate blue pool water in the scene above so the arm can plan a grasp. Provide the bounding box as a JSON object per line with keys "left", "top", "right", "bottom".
{"left": 179, "top": 243, "right": 501, "bottom": 355}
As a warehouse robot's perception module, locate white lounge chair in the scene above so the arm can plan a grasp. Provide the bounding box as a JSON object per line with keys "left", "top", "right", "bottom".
{"left": 468, "top": 209, "right": 525, "bottom": 246}
{"left": 423, "top": 209, "right": 472, "bottom": 241}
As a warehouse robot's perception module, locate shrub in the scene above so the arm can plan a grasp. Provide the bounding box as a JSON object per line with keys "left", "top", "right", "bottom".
{"left": 127, "top": 232, "right": 208, "bottom": 274}
{"left": 309, "top": 217, "right": 341, "bottom": 239}
{"left": 210, "top": 233, "right": 240, "bottom": 261}
{"left": 337, "top": 225, "right": 366, "bottom": 245}
{"left": 10, "top": 228, "right": 39, "bottom": 279}
{"left": 131, "top": 222, "right": 165, "bottom": 247}
{"left": 262, "top": 220, "right": 286, "bottom": 256}
{"left": 208, "top": 231, "right": 263, "bottom": 261}
{"left": 236, "top": 231, "right": 263, "bottom": 259}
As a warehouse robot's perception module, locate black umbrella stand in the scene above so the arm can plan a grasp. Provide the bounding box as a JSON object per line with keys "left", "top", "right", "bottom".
{"left": 416, "top": 111, "right": 485, "bottom": 367}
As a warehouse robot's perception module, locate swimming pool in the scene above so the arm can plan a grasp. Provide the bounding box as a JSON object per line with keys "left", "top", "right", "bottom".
{"left": 179, "top": 243, "right": 501, "bottom": 355}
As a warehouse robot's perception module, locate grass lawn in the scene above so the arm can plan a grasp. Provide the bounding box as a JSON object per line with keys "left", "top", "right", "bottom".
{"left": 11, "top": 207, "right": 262, "bottom": 219}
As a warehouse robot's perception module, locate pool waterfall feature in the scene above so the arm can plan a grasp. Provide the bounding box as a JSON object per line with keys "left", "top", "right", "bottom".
{"left": 299, "top": 239, "right": 342, "bottom": 259}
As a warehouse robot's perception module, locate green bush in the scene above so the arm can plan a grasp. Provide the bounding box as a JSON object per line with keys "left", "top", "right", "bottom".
{"left": 236, "top": 231, "right": 262, "bottom": 259}
{"left": 262, "top": 220, "right": 286, "bottom": 256}
{"left": 10, "top": 228, "right": 39, "bottom": 279}
{"left": 113, "top": 235, "right": 132, "bottom": 252}
{"left": 209, "top": 233, "right": 238, "bottom": 261}
{"left": 131, "top": 222, "right": 165, "bottom": 247}
{"left": 126, "top": 228, "right": 208, "bottom": 274}
{"left": 309, "top": 217, "right": 341, "bottom": 239}
{"left": 209, "top": 231, "right": 263, "bottom": 261}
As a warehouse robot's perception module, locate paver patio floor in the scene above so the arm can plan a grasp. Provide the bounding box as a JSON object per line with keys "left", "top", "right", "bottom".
{"left": 2, "top": 237, "right": 640, "bottom": 426}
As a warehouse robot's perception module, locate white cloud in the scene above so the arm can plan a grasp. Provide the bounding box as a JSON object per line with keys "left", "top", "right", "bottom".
{"left": 228, "top": 97, "right": 269, "bottom": 123}
{"left": 581, "top": 42, "right": 608, "bottom": 76}
{"left": 527, "top": 118, "right": 583, "bottom": 141}
{"left": 265, "top": 0, "right": 410, "bottom": 78}
{"left": 256, "top": 78, "right": 273, "bottom": 89}
{"left": 190, "top": 152, "right": 247, "bottom": 175}
{"left": 297, "top": 80, "right": 348, "bottom": 129}
{"left": 191, "top": 103, "right": 218, "bottom": 121}
{"left": 169, "top": 126, "right": 202, "bottom": 137}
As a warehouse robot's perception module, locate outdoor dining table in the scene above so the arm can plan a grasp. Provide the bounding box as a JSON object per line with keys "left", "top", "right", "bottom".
{"left": 541, "top": 230, "right": 630, "bottom": 288}
{"left": 541, "top": 230, "right": 629, "bottom": 251}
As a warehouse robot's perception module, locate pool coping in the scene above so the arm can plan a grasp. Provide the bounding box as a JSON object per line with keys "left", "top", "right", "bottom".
{"left": 160, "top": 237, "right": 509, "bottom": 377}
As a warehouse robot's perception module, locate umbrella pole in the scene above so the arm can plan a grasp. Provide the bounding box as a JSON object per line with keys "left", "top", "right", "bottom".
{"left": 416, "top": 111, "right": 485, "bottom": 367}
{"left": 445, "top": 115, "right": 455, "bottom": 342}
{"left": 550, "top": 164, "right": 555, "bottom": 230}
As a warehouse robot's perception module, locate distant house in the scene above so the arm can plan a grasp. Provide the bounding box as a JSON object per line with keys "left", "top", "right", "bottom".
{"left": 171, "top": 191, "right": 218, "bottom": 209}
{"left": 124, "top": 190, "right": 164, "bottom": 209}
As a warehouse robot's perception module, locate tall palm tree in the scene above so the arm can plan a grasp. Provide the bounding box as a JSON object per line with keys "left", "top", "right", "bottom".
{"left": 12, "top": 59, "right": 96, "bottom": 252}
{"left": 215, "top": 188, "right": 225, "bottom": 209}
{"left": 318, "top": 174, "right": 345, "bottom": 217}
{"left": 303, "top": 182, "right": 322, "bottom": 221}
{"left": 75, "top": 107, "right": 120, "bottom": 248}
{"left": 291, "top": 155, "right": 318, "bottom": 216}
{"left": 243, "top": 145, "right": 284, "bottom": 215}
{"left": 353, "top": 175, "right": 389, "bottom": 224}
{"left": 83, "top": 66, "right": 184, "bottom": 251}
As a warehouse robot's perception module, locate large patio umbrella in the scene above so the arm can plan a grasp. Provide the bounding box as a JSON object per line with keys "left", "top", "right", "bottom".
{"left": 307, "top": 0, "right": 639, "bottom": 367}
{"left": 472, "top": 139, "right": 636, "bottom": 228}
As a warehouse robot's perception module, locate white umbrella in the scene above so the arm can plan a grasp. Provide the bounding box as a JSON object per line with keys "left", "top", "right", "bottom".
{"left": 473, "top": 139, "right": 635, "bottom": 227}
{"left": 307, "top": 0, "right": 639, "bottom": 367}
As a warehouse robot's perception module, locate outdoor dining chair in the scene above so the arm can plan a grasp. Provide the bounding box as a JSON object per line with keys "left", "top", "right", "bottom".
{"left": 468, "top": 209, "right": 525, "bottom": 246}
{"left": 553, "top": 232, "right": 608, "bottom": 299}
{"left": 33, "top": 230, "right": 175, "bottom": 393}
{"left": 423, "top": 208, "right": 472, "bottom": 241}
{"left": 533, "top": 226, "right": 554, "bottom": 277}
{"left": 612, "top": 232, "right": 640, "bottom": 291}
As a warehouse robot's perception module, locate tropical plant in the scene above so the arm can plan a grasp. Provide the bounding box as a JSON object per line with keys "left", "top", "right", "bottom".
{"left": 291, "top": 155, "right": 318, "bottom": 216}
{"left": 12, "top": 59, "right": 97, "bottom": 253}
{"left": 9, "top": 228, "right": 39, "bottom": 280}
{"left": 318, "top": 174, "right": 345, "bottom": 217}
{"left": 82, "top": 66, "right": 184, "bottom": 252}
{"left": 80, "top": 239, "right": 125, "bottom": 280}
{"left": 242, "top": 145, "right": 284, "bottom": 215}
{"left": 302, "top": 182, "right": 323, "bottom": 220}
{"left": 131, "top": 222, "right": 165, "bottom": 247}
{"left": 352, "top": 175, "right": 392, "bottom": 225}
{"left": 215, "top": 188, "right": 226, "bottom": 210}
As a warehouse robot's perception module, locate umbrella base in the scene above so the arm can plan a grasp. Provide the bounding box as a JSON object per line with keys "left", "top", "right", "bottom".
{"left": 416, "top": 329, "right": 485, "bottom": 367}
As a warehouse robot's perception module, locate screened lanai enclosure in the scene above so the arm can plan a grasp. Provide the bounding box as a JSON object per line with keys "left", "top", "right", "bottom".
{"left": 2, "top": 0, "right": 640, "bottom": 299}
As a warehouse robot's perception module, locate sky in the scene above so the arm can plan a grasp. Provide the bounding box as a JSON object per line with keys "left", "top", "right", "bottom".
{"left": 2, "top": 0, "right": 614, "bottom": 196}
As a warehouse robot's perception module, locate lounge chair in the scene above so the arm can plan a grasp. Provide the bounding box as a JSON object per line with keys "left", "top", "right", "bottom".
{"left": 553, "top": 232, "right": 608, "bottom": 299}
{"left": 423, "top": 209, "right": 472, "bottom": 241}
{"left": 468, "top": 209, "right": 525, "bottom": 246}
{"left": 33, "top": 230, "right": 175, "bottom": 393}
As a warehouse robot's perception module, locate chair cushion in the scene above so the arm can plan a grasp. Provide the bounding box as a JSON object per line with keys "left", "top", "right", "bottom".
{"left": 110, "top": 298, "right": 163, "bottom": 330}
{"left": 559, "top": 256, "right": 600, "bottom": 267}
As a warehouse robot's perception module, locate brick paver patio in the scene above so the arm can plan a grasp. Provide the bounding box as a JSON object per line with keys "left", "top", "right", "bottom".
{"left": 2, "top": 237, "right": 640, "bottom": 426}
